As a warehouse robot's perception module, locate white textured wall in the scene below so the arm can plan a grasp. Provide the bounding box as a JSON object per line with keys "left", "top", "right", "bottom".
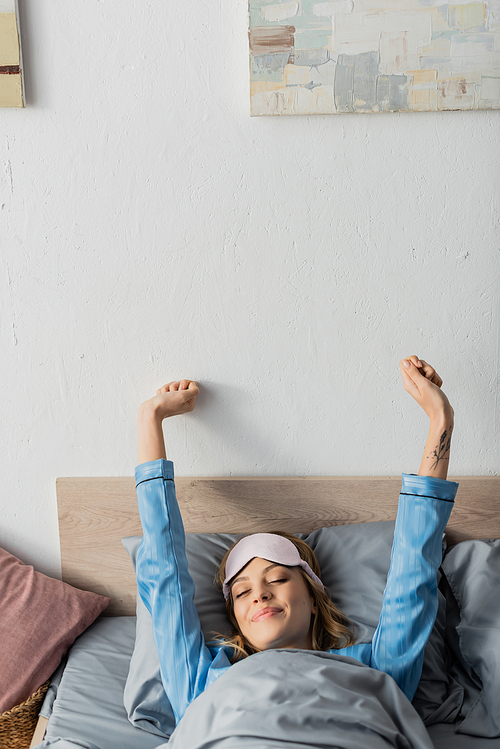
{"left": 1, "top": 1, "right": 499, "bottom": 578}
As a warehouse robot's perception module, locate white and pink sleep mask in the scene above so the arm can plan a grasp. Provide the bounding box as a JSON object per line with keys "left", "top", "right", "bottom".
{"left": 222, "top": 533, "right": 324, "bottom": 600}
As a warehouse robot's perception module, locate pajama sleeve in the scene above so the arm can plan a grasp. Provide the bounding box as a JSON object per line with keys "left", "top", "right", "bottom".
{"left": 134, "top": 459, "right": 230, "bottom": 725}
{"left": 370, "top": 473, "right": 458, "bottom": 701}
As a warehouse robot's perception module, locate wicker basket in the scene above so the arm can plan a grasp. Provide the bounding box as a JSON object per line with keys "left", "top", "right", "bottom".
{"left": 0, "top": 681, "right": 50, "bottom": 749}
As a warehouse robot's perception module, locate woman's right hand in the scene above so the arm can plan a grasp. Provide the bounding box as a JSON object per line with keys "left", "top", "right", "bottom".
{"left": 137, "top": 380, "right": 199, "bottom": 464}
{"left": 399, "top": 357, "right": 453, "bottom": 424}
{"left": 140, "top": 380, "right": 199, "bottom": 421}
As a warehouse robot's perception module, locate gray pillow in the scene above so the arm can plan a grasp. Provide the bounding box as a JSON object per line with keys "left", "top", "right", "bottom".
{"left": 122, "top": 532, "right": 239, "bottom": 738}
{"left": 411, "top": 572, "right": 458, "bottom": 726}
{"left": 122, "top": 522, "right": 446, "bottom": 737}
{"left": 439, "top": 539, "right": 500, "bottom": 738}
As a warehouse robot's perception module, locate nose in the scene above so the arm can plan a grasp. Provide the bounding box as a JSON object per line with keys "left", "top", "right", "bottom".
{"left": 253, "top": 586, "right": 271, "bottom": 603}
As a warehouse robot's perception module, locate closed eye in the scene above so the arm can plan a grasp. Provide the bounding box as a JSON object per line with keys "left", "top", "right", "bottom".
{"left": 233, "top": 577, "right": 289, "bottom": 598}
{"left": 235, "top": 589, "right": 251, "bottom": 599}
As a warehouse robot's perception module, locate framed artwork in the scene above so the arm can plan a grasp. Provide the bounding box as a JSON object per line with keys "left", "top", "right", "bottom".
{"left": 248, "top": 0, "right": 500, "bottom": 114}
{"left": 0, "top": 0, "right": 24, "bottom": 108}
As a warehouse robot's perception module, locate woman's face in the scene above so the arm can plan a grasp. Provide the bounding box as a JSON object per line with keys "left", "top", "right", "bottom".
{"left": 230, "top": 557, "right": 316, "bottom": 652}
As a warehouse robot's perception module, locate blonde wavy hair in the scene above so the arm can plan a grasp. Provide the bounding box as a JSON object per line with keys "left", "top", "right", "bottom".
{"left": 213, "top": 531, "right": 355, "bottom": 662}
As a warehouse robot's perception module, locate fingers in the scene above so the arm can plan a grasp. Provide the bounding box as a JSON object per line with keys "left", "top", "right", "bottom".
{"left": 180, "top": 379, "right": 200, "bottom": 394}
{"left": 156, "top": 383, "right": 175, "bottom": 395}
{"left": 156, "top": 380, "right": 199, "bottom": 397}
{"left": 400, "top": 357, "right": 438, "bottom": 399}
{"left": 401, "top": 357, "right": 422, "bottom": 376}
{"left": 400, "top": 358, "right": 422, "bottom": 397}
{"left": 401, "top": 357, "right": 443, "bottom": 389}
{"left": 418, "top": 360, "right": 442, "bottom": 388}
{"left": 405, "top": 355, "right": 422, "bottom": 369}
{"left": 400, "top": 356, "right": 448, "bottom": 421}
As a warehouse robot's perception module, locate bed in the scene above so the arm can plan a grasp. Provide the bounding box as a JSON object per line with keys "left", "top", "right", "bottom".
{"left": 31, "top": 474, "right": 500, "bottom": 749}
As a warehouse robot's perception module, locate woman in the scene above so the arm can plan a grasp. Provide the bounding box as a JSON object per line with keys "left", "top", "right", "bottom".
{"left": 135, "top": 356, "right": 457, "bottom": 733}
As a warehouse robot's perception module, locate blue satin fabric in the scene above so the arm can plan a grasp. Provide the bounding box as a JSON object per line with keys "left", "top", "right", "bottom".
{"left": 135, "top": 460, "right": 458, "bottom": 726}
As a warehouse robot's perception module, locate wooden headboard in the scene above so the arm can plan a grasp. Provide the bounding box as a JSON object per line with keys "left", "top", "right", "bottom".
{"left": 57, "top": 475, "right": 500, "bottom": 616}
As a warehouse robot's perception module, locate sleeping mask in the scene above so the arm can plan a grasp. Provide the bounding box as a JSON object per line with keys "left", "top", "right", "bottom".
{"left": 222, "top": 533, "right": 324, "bottom": 600}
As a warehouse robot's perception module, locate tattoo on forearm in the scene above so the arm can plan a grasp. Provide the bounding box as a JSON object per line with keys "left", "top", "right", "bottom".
{"left": 428, "top": 430, "right": 451, "bottom": 470}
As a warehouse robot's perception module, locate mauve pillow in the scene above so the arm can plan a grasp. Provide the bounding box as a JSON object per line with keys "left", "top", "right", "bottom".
{"left": 0, "top": 546, "right": 110, "bottom": 713}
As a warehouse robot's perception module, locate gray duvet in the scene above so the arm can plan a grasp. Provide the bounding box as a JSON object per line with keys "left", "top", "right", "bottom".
{"left": 37, "top": 539, "right": 500, "bottom": 749}
{"left": 165, "top": 649, "right": 434, "bottom": 749}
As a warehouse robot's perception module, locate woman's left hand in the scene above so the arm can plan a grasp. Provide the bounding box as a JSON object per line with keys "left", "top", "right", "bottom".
{"left": 399, "top": 357, "right": 453, "bottom": 424}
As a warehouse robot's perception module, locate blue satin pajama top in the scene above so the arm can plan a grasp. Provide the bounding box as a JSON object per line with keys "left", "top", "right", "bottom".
{"left": 135, "top": 459, "right": 458, "bottom": 726}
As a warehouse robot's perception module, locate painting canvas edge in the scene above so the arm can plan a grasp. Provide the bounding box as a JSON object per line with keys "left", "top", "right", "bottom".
{"left": 0, "top": 0, "right": 25, "bottom": 108}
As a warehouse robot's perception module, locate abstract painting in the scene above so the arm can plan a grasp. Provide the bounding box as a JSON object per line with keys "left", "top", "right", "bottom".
{"left": 248, "top": 0, "right": 500, "bottom": 114}
{"left": 0, "top": 0, "right": 24, "bottom": 108}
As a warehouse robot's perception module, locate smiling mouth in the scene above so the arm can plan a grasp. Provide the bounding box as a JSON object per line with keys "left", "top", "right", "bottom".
{"left": 252, "top": 607, "right": 283, "bottom": 623}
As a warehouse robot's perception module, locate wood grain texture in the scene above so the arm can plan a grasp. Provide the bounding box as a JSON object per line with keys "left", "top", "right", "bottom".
{"left": 57, "top": 475, "right": 500, "bottom": 616}
{"left": 30, "top": 716, "right": 49, "bottom": 748}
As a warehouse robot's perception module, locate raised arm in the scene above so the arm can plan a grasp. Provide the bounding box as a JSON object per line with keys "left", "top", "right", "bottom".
{"left": 399, "top": 356, "right": 454, "bottom": 479}
{"left": 135, "top": 379, "right": 225, "bottom": 724}
{"left": 369, "top": 357, "right": 458, "bottom": 701}
{"left": 137, "top": 379, "right": 199, "bottom": 464}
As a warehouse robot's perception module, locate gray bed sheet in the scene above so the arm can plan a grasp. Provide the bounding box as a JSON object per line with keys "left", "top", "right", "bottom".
{"left": 427, "top": 724, "right": 500, "bottom": 749}
{"left": 34, "top": 616, "right": 500, "bottom": 749}
{"left": 34, "top": 617, "right": 159, "bottom": 749}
